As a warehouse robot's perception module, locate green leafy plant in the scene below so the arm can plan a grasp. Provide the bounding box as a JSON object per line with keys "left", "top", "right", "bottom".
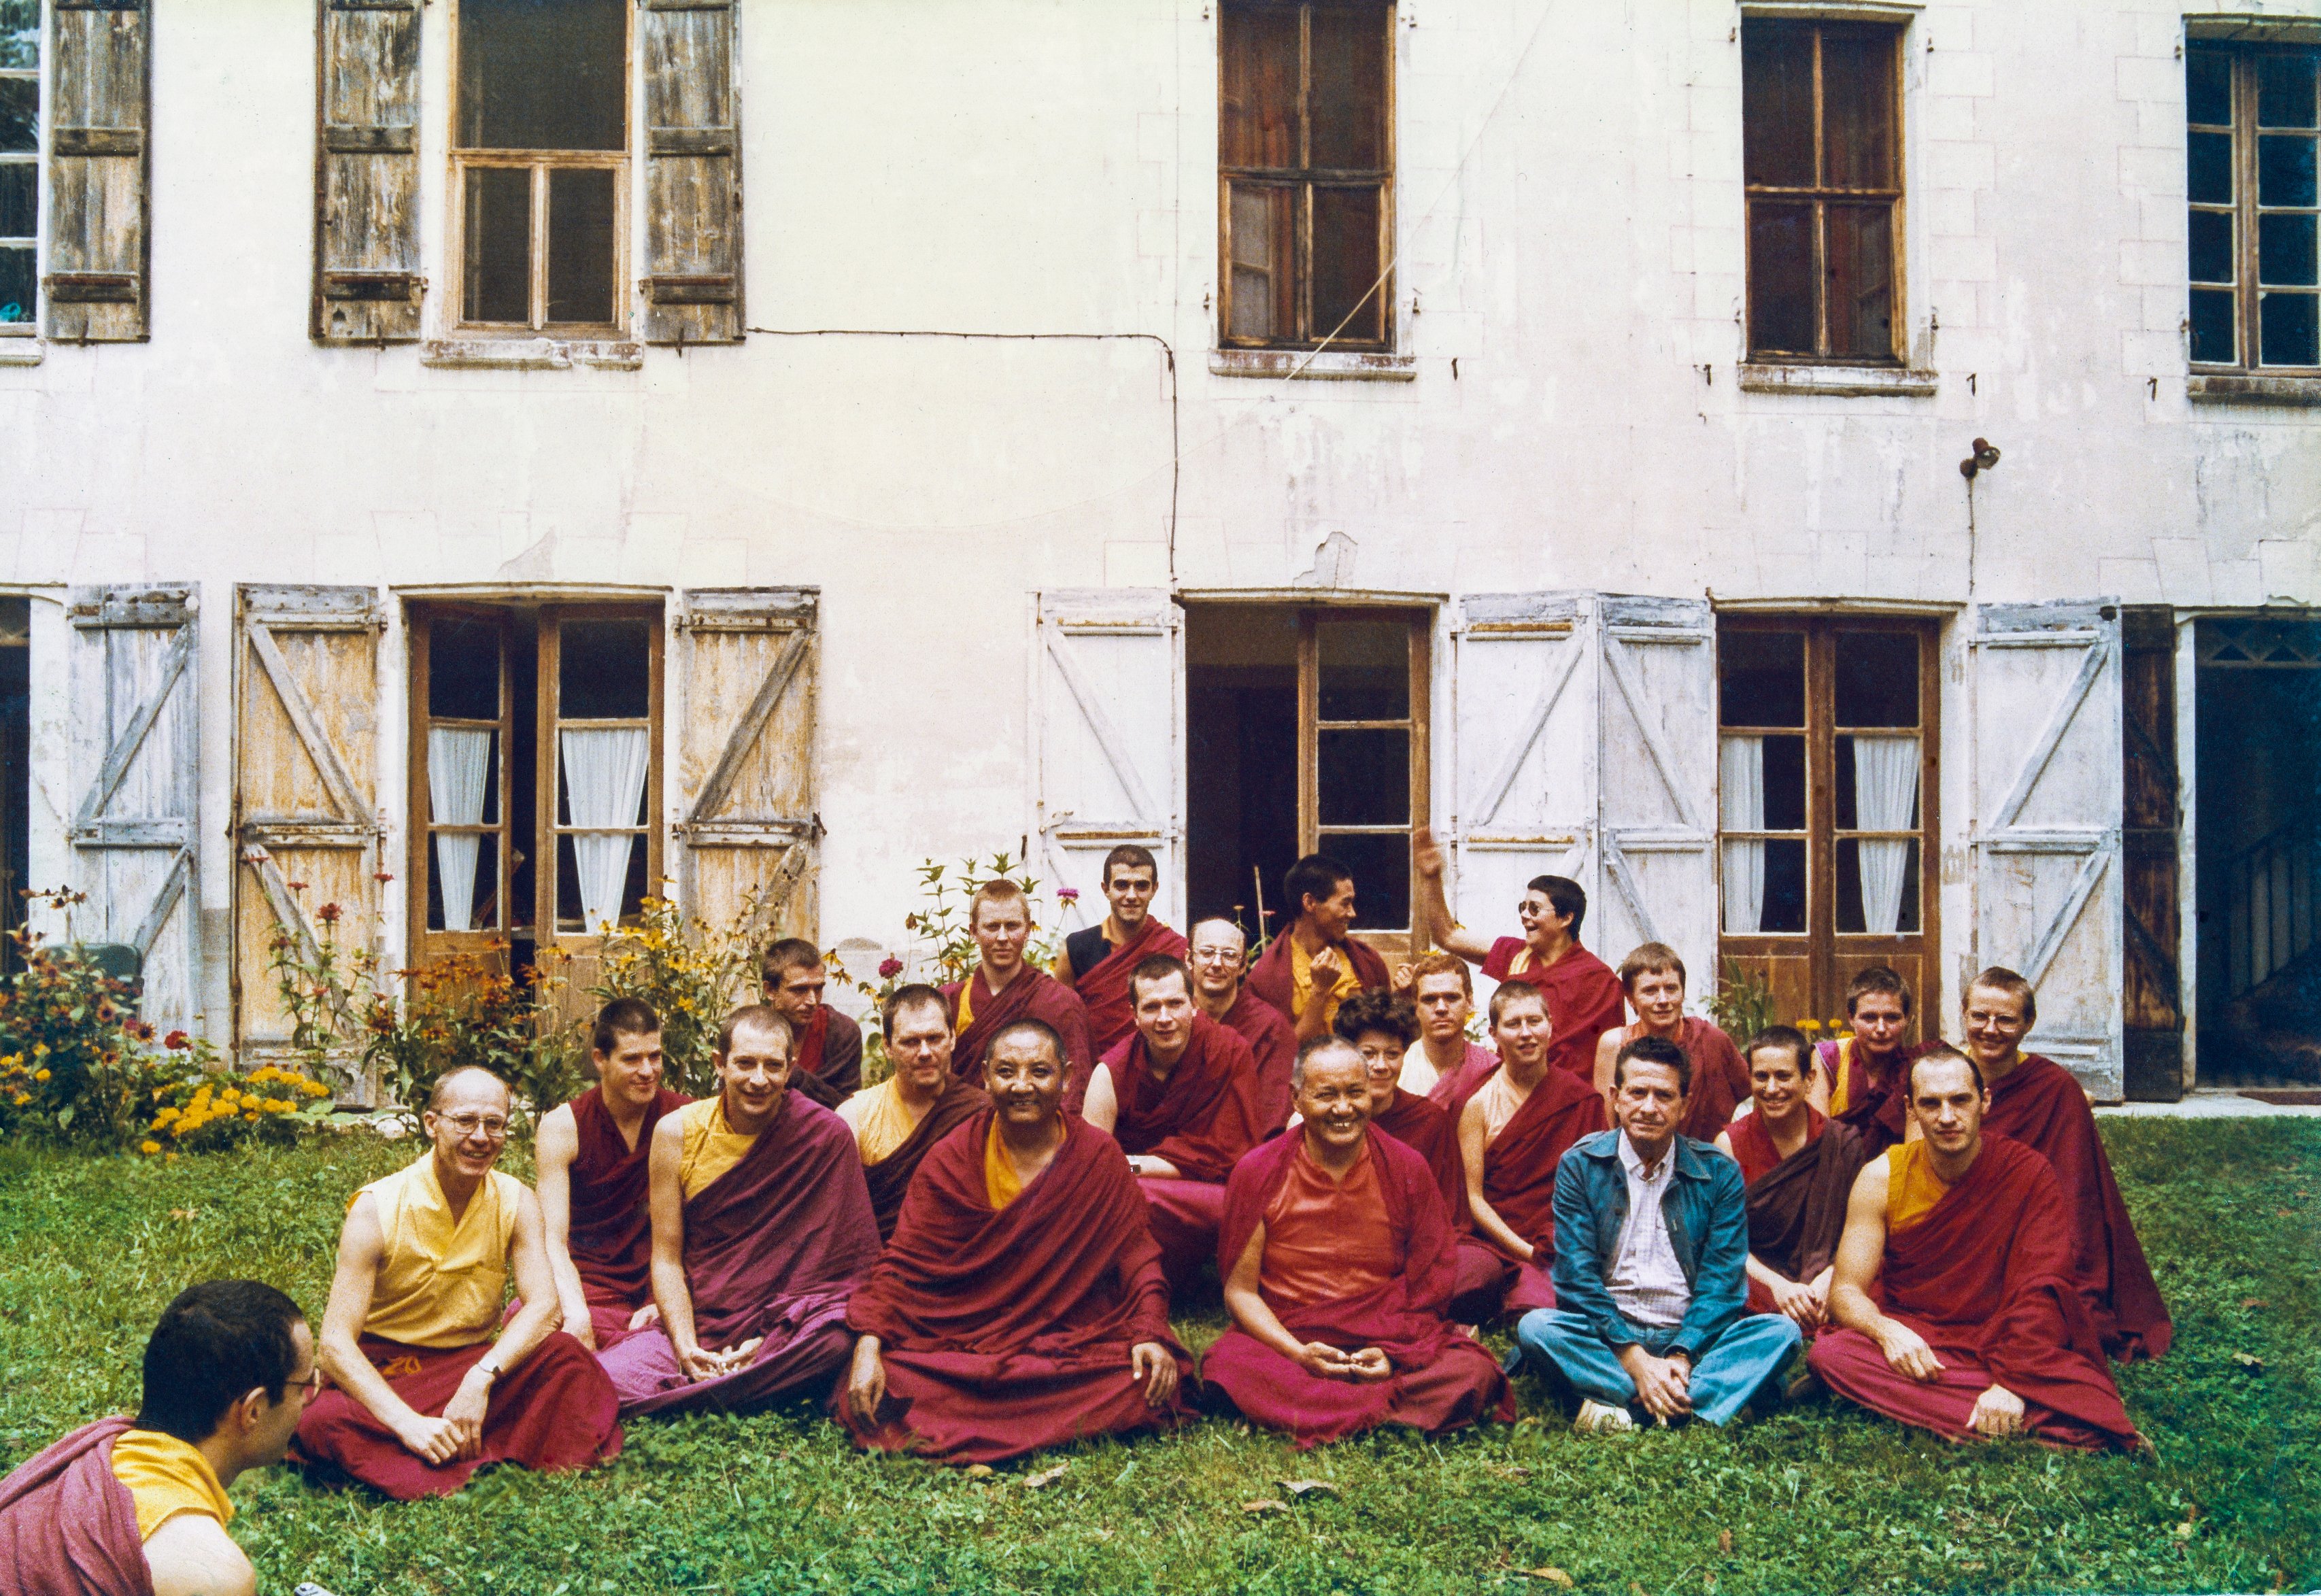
{"left": 588, "top": 892, "right": 768, "bottom": 1096}
{"left": 360, "top": 945, "right": 586, "bottom": 1123}
{"left": 1708, "top": 957, "right": 1778, "bottom": 1044}
{"left": 0, "top": 889, "right": 172, "bottom": 1151}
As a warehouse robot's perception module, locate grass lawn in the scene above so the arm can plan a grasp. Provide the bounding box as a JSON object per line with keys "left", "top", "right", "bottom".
{"left": 0, "top": 1118, "right": 2314, "bottom": 1595}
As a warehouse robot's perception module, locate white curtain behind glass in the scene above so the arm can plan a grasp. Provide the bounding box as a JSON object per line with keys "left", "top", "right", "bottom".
{"left": 561, "top": 727, "right": 651, "bottom": 932}
{"left": 1853, "top": 735, "right": 1920, "bottom": 934}
{"left": 427, "top": 728, "right": 492, "bottom": 934}
{"left": 1719, "top": 735, "right": 1765, "bottom": 934}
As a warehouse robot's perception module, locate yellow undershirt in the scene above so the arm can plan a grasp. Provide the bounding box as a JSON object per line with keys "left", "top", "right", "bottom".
{"left": 983, "top": 1119, "right": 1026, "bottom": 1210}
{"left": 1289, "top": 938, "right": 1355, "bottom": 1032}
{"left": 955, "top": 974, "right": 979, "bottom": 1036}
{"left": 110, "top": 1429, "right": 233, "bottom": 1542}
{"left": 675, "top": 1097, "right": 759, "bottom": 1200}
{"left": 1884, "top": 1140, "right": 1952, "bottom": 1235}
{"left": 1829, "top": 1036, "right": 1855, "bottom": 1116}
{"left": 359, "top": 1157, "right": 522, "bottom": 1348}
{"left": 838, "top": 1077, "right": 921, "bottom": 1166}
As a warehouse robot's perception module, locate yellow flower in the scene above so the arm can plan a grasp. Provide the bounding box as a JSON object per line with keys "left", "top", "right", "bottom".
{"left": 154, "top": 1107, "right": 180, "bottom": 1124}
{"left": 33, "top": 1069, "right": 49, "bottom": 1082}
{"left": 139, "top": 1140, "right": 160, "bottom": 1155}
{"left": 31, "top": 1043, "right": 46, "bottom": 1057}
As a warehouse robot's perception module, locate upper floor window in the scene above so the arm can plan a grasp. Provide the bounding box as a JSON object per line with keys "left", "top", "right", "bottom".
{"left": 1742, "top": 19, "right": 1903, "bottom": 364}
{"left": 1218, "top": 0, "right": 1392, "bottom": 351}
{"left": 0, "top": 0, "right": 37, "bottom": 330}
{"left": 2187, "top": 43, "right": 2319, "bottom": 372}
{"left": 453, "top": 0, "right": 627, "bottom": 334}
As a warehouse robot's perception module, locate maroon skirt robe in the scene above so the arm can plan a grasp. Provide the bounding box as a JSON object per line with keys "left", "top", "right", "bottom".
{"left": 839, "top": 1113, "right": 1191, "bottom": 1464}
{"left": 944, "top": 968, "right": 1098, "bottom": 1110}
{"left": 1069, "top": 917, "right": 1189, "bottom": 1060}
{"left": 1106, "top": 1016, "right": 1268, "bottom": 1295}
{"left": 566, "top": 1085, "right": 690, "bottom": 1346}
{"left": 1218, "top": 985, "right": 1299, "bottom": 1135}
{"left": 1476, "top": 1065, "right": 1610, "bottom": 1312}
{"left": 0, "top": 1416, "right": 152, "bottom": 1595}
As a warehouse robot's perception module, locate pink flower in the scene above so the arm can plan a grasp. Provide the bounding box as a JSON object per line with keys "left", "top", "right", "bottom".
{"left": 878, "top": 957, "right": 904, "bottom": 979}
{"left": 1057, "top": 887, "right": 1080, "bottom": 902}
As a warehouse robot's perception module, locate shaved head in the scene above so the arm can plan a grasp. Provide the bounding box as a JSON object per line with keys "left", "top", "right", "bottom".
{"left": 428, "top": 1066, "right": 511, "bottom": 1113}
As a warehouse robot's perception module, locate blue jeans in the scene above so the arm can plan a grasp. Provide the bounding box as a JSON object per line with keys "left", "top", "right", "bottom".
{"left": 1510, "top": 1309, "right": 1801, "bottom": 1426}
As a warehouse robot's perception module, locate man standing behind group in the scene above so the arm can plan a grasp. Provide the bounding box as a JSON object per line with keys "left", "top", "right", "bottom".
{"left": 1189, "top": 916, "right": 1298, "bottom": 1132}
{"left": 1245, "top": 854, "right": 1391, "bottom": 1042}
{"left": 1414, "top": 828, "right": 1623, "bottom": 1081}
{"left": 1459, "top": 983, "right": 1609, "bottom": 1313}
{"left": 836, "top": 985, "right": 989, "bottom": 1239}
{"left": 535, "top": 999, "right": 690, "bottom": 1351}
{"left": 943, "top": 879, "right": 1096, "bottom": 1106}
{"left": 297, "top": 1068, "right": 620, "bottom": 1499}
{"left": 762, "top": 939, "right": 863, "bottom": 1110}
{"left": 598, "top": 1007, "right": 881, "bottom": 1416}
{"left": 1593, "top": 944, "right": 1750, "bottom": 1144}
{"left": 1056, "top": 845, "right": 1189, "bottom": 1058}
{"left": 1395, "top": 953, "right": 1499, "bottom": 1108}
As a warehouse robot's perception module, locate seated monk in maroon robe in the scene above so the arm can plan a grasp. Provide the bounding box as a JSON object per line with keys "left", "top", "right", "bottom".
{"left": 838, "top": 1017, "right": 1190, "bottom": 1463}
{"left": 535, "top": 998, "right": 690, "bottom": 1350}
{"left": 296, "top": 1068, "right": 621, "bottom": 1500}
{"left": 598, "top": 1006, "right": 881, "bottom": 1416}
{"left": 1083, "top": 955, "right": 1268, "bottom": 1296}
{"left": 1461, "top": 983, "right": 1610, "bottom": 1314}
{"left": 1959, "top": 968, "right": 2172, "bottom": 1361}
{"left": 1190, "top": 916, "right": 1299, "bottom": 1133}
{"left": 1057, "top": 844, "right": 1190, "bottom": 1059}
{"left": 1810, "top": 1048, "right": 2142, "bottom": 1452}
{"left": 1715, "top": 1026, "right": 1869, "bottom": 1327}
{"left": 1593, "top": 943, "right": 1750, "bottom": 1142}
{"left": 1207, "top": 1039, "right": 1514, "bottom": 1447}
{"left": 941, "top": 878, "right": 1097, "bottom": 1108}
{"left": 762, "top": 938, "right": 864, "bottom": 1111}
{"left": 836, "top": 983, "right": 988, "bottom": 1240}
{"left": 1244, "top": 853, "right": 1392, "bottom": 1045}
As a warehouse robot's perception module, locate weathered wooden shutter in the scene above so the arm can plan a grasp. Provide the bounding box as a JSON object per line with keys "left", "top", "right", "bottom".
{"left": 1451, "top": 592, "right": 1599, "bottom": 947}
{"left": 231, "top": 587, "right": 385, "bottom": 1086}
{"left": 46, "top": 0, "right": 150, "bottom": 341}
{"left": 639, "top": 0, "right": 743, "bottom": 344}
{"left": 1972, "top": 601, "right": 2125, "bottom": 1101}
{"left": 1595, "top": 596, "right": 1718, "bottom": 995}
{"left": 67, "top": 585, "right": 197, "bottom": 1027}
{"left": 674, "top": 590, "right": 817, "bottom": 947}
{"left": 312, "top": 0, "right": 423, "bottom": 343}
{"left": 1034, "top": 590, "right": 1183, "bottom": 930}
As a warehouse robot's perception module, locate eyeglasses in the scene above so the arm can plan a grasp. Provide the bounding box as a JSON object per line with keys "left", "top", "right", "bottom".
{"left": 439, "top": 1112, "right": 509, "bottom": 1138}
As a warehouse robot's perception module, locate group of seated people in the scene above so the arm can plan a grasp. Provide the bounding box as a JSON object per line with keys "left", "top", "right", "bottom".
{"left": 0, "top": 842, "right": 2172, "bottom": 1595}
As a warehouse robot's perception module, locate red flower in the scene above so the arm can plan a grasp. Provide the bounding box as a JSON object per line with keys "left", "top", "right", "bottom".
{"left": 317, "top": 902, "right": 342, "bottom": 924}
{"left": 286, "top": 881, "right": 309, "bottom": 893}
{"left": 878, "top": 957, "right": 904, "bottom": 979}
{"left": 374, "top": 870, "right": 395, "bottom": 884}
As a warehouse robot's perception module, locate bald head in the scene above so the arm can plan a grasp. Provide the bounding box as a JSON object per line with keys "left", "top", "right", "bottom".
{"left": 428, "top": 1066, "right": 511, "bottom": 1114}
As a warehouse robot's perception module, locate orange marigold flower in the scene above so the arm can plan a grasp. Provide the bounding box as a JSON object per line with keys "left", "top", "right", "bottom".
{"left": 139, "top": 1140, "right": 160, "bottom": 1155}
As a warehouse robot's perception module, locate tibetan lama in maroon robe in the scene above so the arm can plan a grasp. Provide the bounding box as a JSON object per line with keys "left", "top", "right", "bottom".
{"left": 1481, "top": 938, "right": 1625, "bottom": 1081}
{"left": 862, "top": 1076, "right": 990, "bottom": 1241}
{"left": 1808, "top": 1135, "right": 2140, "bottom": 1450}
{"left": 839, "top": 1113, "right": 1191, "bottom": 1463}
{"left": 597, "top": 1093, "right": 880, "bottom": 1416}
{"left": 1728, "top": 1107, "right": 1869, "bottom": 1317}
{"left": 1068, "top": 917, "right": 1189, "bottom": 1059}
{"left": 787, "top": 1004, "right": 865, "bottom": 1110}
{"left": 1243, "top": 931, "right": 1391, "bottom": 1028}
{"left": 1218, "top": 984, "right": 1299, "bottom": 1134}
{"left": 1205, "top": 1128, "right": 1514, "bottom": 1446}
{"left": 1983, "top": 1054, "right": 2172, "bottom": 1361}
{"left": 0, "top": 1416, "right": 151, "bottom": 1596}
{"left": 944, "top": 967, "right": 1097, "bottom": 1109}
{"left": 1106, "top": 1015, "right": 1268, "bottom": 1295}
{"left": 1476, "top": 1064, "right": 1610, "bottom": 1310}
{"left": 1374, "top": 1085, "right": 1512, "bottom": 1323}
{"left": 565, "top": 1084, "right": 690, "bottom": 1346}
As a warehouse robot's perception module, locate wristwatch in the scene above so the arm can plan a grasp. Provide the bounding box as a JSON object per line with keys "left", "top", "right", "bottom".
{"left": 476, "top": 1359, "right": 501, "bottom": 1382}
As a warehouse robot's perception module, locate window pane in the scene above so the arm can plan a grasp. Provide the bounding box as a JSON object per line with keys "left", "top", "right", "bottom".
{"left": 429, "top": 617, "right": 502, "bottom": 720}
{"left": 1834, "top": 631, "right": 1918, "bottom": 728}
{"left": 1311, "top": 185, "right": 1385, "bottom": 343}
{"left": 2259, "top": 211, "right": 2318, "bottom": 285}
{"left": 1318, "top": 729, "right": 1408, "bottom": 826}
{"left": 2260, "top": 134, "right": 2316, "bottom": 207}
{"left": 1317, "top": 619, "right": 1408, "bottom": 719}
{"left": 2260, "top": 291, "right": 2320, "bottom": 366}
{"left": 1219, "top": 5, "right": 1298, "bottom": 170}
{"left": 2186, "top": 47, "right": 2233, "bottom": 126}
{"left": 0, "top": 78, "right": 31, "bottom": 154}
{"left": 458, "top": 0, "right": 626, "bottom": 152}
{"left": 1315, "top": 830, "right": 1410, "bottom": 932}
{"left": 2256, "top": 50, "right": 2318, "bottom": 129}
{"left": 1742, "top": 23, "right": 1815, "bottom": 188}
{"left": 1759, "top": 838, "right": 1807, "bottom": 934}
{"left": 1309, "top": 5, "right": 1387, "bottom": 171}
{"left": 463, "top": 167, "right": 532, "bottom": 324}
{"left": 1748, "top": 203, "right": 1816, "bottom": 354}
{"left": 2189, "top": 287, "right": 2237, "bottom": 364}
{"left": 1837, "top": 838, "right": 1920, "bottom": 934}
{"left": 557, "top": 830, "right": 647, "bottom": 932}
{"left": 1761, "top": 734, "right": 1806, "bottom": 832}
{"left": 428, "top": 832, "right": 501, "bottom": 934}
{"left": 1820, "top": 31, "right": 1896, "bottom": 190}
{"left": 1825, "top": 203, "right": 1895, "bottom": 359}
{"left": 546, "top": 167, "right": 614, "bottom": 324}
{"left": 0, "top": 244, "right": 29, "bottom": 325}
{"left": 560, "top": 619, "right": 651, "bottom": 719}
{"left": 2188, "top": 131, "right": 2234, "bottom": 205}
{"left": 1227, "top": 182, "right": 1294, "bottom": 341}
{"left": 1719, "top": 630, "right": 1805, "bottom": 728}
{"left": 0, "top": 1, "right": 36, "bottom": 71}
{"left": 1835, "top": 736, "right": 1921, "bottom": 830}
{"left": 2188, "top": 208, "right": 2235, "bottom": 284}
{"left": 0, "top": 163, "right": 29, "bottom": 238}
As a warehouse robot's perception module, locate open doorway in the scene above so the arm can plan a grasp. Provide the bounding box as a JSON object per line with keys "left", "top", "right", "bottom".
{"left": 2195, "top": 616, "right": 2321, "bottom": 1086}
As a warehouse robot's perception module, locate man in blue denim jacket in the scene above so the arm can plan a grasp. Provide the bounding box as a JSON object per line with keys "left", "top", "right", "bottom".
{"left": 1511, "top": 1036, "right": 1800, "bottom": 1433}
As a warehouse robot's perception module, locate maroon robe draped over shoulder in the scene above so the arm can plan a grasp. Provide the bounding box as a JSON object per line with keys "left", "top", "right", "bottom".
{"left": 1243, "top": 932, "right": 1391, "bottom": 1027}
{"left": 1070, "top": 917, "right": 1189, "bottom": 1059}
{"left": 566, "top": 1085, "right": 690, "bottom": 1345}
{"left": 1108, "top": 1015, "right": 1267, "bottom": 1294}
{"left": 0, "top": 1416, "right": 151, "bottom": 1596}
{"left": 1669, "top": 1016, "right": 1752, "bottom": 1142}
{"left": 1729, "top": 1108, "right": 1869, "bottom": 1315}
{"left": 1476, "top": 1064, "right": 1610, "bottom": 1310}
{"left": 1818, "top": 1037, "right": 1918, "bottom": 1155}
{"left": 862, "top": 1076, "right": 990, "bottom": 1240}
{"left": 1809, "top": 1135, "right": 2139, "bottom": 1450}
{"left": 1204, "top": 1128, "right": 1514, "bottom": 1446}
{"left": 1481, "top": 938, "right": 1625, "bottom": 1080}
{"left": 944, "top": 967, "right": 1097, "bottom": 1109}
{"left": 788, "top": 1005, "right": 865, "bottom": 1110}
{"left": 840, "top": 1113, "right": 1191, "bottom": 1463}
{"left": 1378, "top": 1084, "right": 1515, "bottom": 1323}
{"left": 1426, "top": 1041, "right": 1503, "bottom": 1116}
{"left": 1983, "top": 1055, "right": 2172, "bottom": 1361}
{"left": 598, "top": 1093, "right": 881, "bottom": 1416}
{"left": 1218, "top": 985, "right": 1299, "bottom": 1134}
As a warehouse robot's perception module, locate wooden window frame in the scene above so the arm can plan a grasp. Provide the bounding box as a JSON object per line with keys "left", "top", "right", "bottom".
{"left": 1716, "top": 615, "right": 1940, "bottom": 1031}
{"left": 407, "top": 604, "right": 514, "bottom": 960}
{"left": 0, "top": 0, "right": 39, "bottom": 337}
{"left": 1295, "top": 606, "right": 1429, "bottom": 951}
{"left": 1217, "top": 0, "right": 1395, "bottom": 353}
{"left": 539, "top": 601, "right": 662, "bottom": 942}
{"left": 1742, "top": 18, "right": 1906, "bottom": 366}
{"left": 2187, "top": 43, "right": 2321, "bottom": 375}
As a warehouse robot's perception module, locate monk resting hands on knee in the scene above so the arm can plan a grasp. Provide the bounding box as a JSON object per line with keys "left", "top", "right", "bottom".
{"left": 845, "top": 1330, "right": 1179, "bottom": 1420}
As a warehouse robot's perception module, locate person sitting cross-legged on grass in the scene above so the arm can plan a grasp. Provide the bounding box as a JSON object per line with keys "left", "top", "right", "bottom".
{"left": 1714, "top": 1025, "right": 1870, "bottom": 1329}
{"left": 1511, "top": 1036, "right": 1802, "bottom": 1433}
{"left": 1204, "top": 1038, "right": 1515, "bottom": 1448}
{"left": 1806, "top": 1047, "right": 2144, "bottom": 1452}
{"left": 838, "top": 1017, "right": 1191, "bottom": 1464}
{"left": 0, "top": 1280, "right": 318, "bottom": 1596}
{"left": 295, "top": 1066, "right": 622, "bottom": 1499}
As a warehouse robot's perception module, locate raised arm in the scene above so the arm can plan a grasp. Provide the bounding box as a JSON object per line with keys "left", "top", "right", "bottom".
{"left": 1413, "top": 827, "right": 1493, "bottom": 964}
{"left": 1827, "top": 1157, "right": 1941, "bottom": 1380}
{"left": 316, "top": 1193, "right": 462, "bottom": 1465}
{"left": 1458, "top": 1096, "right": 1531, "bottom": 1261}
{"left": 531, "top": 1105, "right": 596, "bottom": 1351}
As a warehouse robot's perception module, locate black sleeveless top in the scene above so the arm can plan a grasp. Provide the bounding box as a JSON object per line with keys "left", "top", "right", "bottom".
{"left": 1064, "top": 924, "right": 1113, "bottom": 981}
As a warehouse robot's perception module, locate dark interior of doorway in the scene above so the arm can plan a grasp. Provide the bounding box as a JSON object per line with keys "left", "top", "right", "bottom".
{"left": 2195, "top": 619, "right": 2321, "bottom": 1085}
{"left": 1185, "top": 606, "right": 1300, "bottom": 946}
{"left": 0, "top": 601, "right": 24, "bottom": 974}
